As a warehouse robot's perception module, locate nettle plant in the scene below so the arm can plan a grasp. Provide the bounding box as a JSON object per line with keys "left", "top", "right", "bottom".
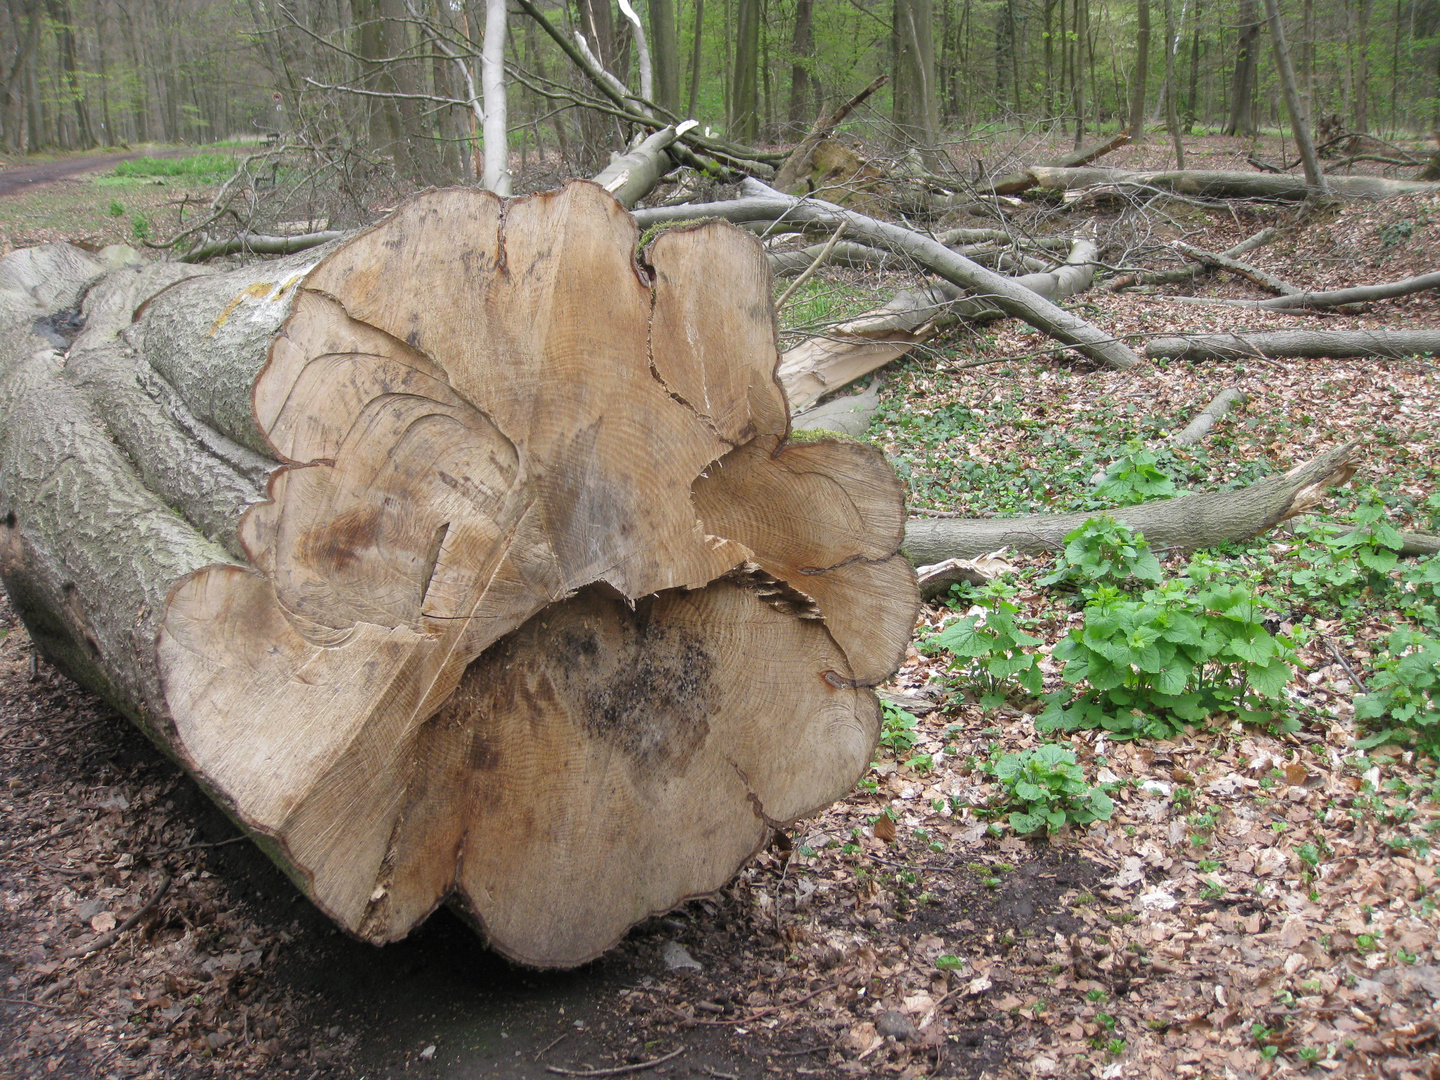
{"left": 986, "top": 744, "right": 1115, "bottom": 835}
{"left": 1038, "top": 528, "right": 1299, "bottom": 739}
{"left": 1285, "top": 491, "right": 1408, "bottom": 607}
{"left": 1354, "top": 630, "right": 1440, "bottom": 755}
{"left": 1039, "top": 514, "right": 1163, "bottom": 591}
{"left": 931, "top": 580, "right": 1044, "bottom": 708}
{"left": 1091, "top": 440, "right": 1181, "bottom": 506}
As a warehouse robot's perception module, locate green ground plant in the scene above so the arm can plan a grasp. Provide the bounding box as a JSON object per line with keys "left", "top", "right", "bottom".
{"left": 1039, "top": 539, "right": 1298, "bottom": 738}
{"left": 985, "top": 743, "right": 1114, "bottom": 834}
{"left": 931, "top": 580, "right": 1043, "bottom": 707}
{"left": 112, "top": 153, "right": 236, "bottom": 183}
{"left": 1353, "top": 629, "right": 1440, "bottom": 754}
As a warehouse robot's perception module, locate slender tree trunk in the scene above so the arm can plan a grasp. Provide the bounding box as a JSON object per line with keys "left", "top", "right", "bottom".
{"left": 1225, "top": 0, "right": 1260, "bottom": 135}
{"left": 482, "top": 0, "right": 510, "bottom": 193}
{"left": 788, "top": 0, "right": 814, "bottom": 132}
{"left": 1261, "top": 0, "right": 1325, "bottom": 191}
{"left": 1355, "top": 0, "right": 1370, "bottom": 130}
{"left": 1042, "top": 0, "right": 1055, "bottom": 117}
{"left": 649, "top": 0, "right": 680, "bottom": 113}
{"left": 1162, "top": 0, "right": 1184, "bottom": 165}
{"left": 1130, "top": 0, "right": 1150, "bottom": 140}
{"left": 687, "top": 0, "right": 704, "bottom": 117}
{"left": 728, "top": 0, "right": 760, "bottom": 141}
{"left": 1185, "top": 0, "right": 1200, "bottom": 128}
{"left": 1071, "top": 0, "right": 1086, "bottom": 146}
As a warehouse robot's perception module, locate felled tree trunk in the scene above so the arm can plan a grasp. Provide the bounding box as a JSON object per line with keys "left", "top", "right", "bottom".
{"left": 903, "top": 442, "right": 1360, "bottom": 565}
{"left": 1027, "top": 166, "right": 1440, "bottom": 199}
{"left": 1146, "top": 328, "right": 1440, "bottom": 361}
{"left": 0, "top": 182, "right": 918, "bottom": 968}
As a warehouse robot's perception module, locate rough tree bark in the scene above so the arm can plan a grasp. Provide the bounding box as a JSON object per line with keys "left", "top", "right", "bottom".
{"left": 1026, "top": 166, "right": 1438, "bottom": 199}
{"left": 0, "top": 184, "right": 919, "bottom": 969}
{"left": 1146, "top": 328, "right": 1440, "bottom": 361}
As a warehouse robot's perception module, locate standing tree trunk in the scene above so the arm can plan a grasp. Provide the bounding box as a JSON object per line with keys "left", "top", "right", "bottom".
{"left": 0, "top": 185, "right": 918, "bottom": 970}
{"left": 892, "top": 0, "right": 939, "bottom": 164}
{"left": 1354, "top": 0, "right": 1370, "bottom": 131}
{"left": 649, "top": 0, "right": 681, "bottom": 113}
{"left": 1162, "top": 0, "right": 1185, "bottom": 166}
{"left": 729, "top": 0, "right": 760, "bottom": 141}
{"left": 1261, "top": 0, "right": 1325, "bottom": 192}
{"left": 1129, "top": 0, "right": 1150, "bottom": 140}
{"left": 481, "top": 0, "right": 511, "bottom": 194}
{"left": 687, "top": 0, "right": 705, "bottom": 117}
{"left": 788, "top": 0, "right": 815, "bottom": 133}
{"left": 1225, "top": 0, "right": 1260, "bottom": 135}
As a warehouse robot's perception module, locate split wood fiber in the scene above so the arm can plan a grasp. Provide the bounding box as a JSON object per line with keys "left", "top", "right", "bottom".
{"left": 0, "top": 182, "right": 919, "bottom": 968}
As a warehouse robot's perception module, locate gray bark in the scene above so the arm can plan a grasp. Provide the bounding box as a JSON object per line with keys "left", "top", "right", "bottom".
{"left": 1146, "top": 329, "right": 1440, "bottom": 361}
{"left": 901, "top": 442, "right": 1359, "bottom": 565}
{"left": 1027, "top": 166, "right": 1438, "bottom": 199}
{"left": 0, "top": 246, "right": 238, "bottom": 745}
{"left": 1170, "top": 386, "right": 1245, "bottom": 447}
{"left": 1260, "top": 0, "right": 1326, "bottom": 193}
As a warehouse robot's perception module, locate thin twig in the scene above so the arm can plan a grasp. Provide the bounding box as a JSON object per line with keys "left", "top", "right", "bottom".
{"left": 544, "top": 1046, "right": 685, "bottom": 1076}
{"left": 535, "top": 1032, "right": 568, "bottom": 1060}
{"left": 1323, "top": 637, "right": 1367, "bottom": 692}
{"left": 774, "top": 222, "right": 846, "bottom": 313}
{"left": 0, "top": 997, "right": 64, "bottom": 1010}
{"left": 144, "top": 835, "right": 247, "bottom": 859}
{"left": 62, "top": 875, "right": 172, "bottom": 960}
{"left": 690, "top": 981, "right": 838, "bottom": 1026}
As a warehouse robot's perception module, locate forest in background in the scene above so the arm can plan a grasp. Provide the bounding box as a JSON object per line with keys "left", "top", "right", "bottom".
{"left": 0, "top": 0, "right": 1437, "bottom": 173}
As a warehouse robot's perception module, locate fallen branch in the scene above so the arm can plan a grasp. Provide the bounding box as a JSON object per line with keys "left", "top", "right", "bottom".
{"left": 592, "top": 123, "right": 693, "bottom": 209}
{"left": 1170, "top": 386, "right": 1246, "bottom": 447}
{"left": 749, "top": 182, "right": 1137, "bottom": 370}
{"left": 901, "top": 442, "right": 1360, "bottom": 565}
{"left": 1171, "top": 241, "right": 1299, "bottom": 295}
{"left": 777, "top": 236, "right": 1101, "bottom": 409}
{"left": 545, "top": 1047, "right": 686, "bottom": 1077}
{"left": 1106, "top": 226, "right": 1278, "bottom": 292}
{"left": 1244, "top": 270, "right": 1440, "bottom": 311}
{"left": 978, "top": 132, "right": 1132, "bottom": 196}
{"left": 178, "top": 231, "right": 345, "bottom": 263}
{"left": 791, "top": 380, "right": 883, "bottom": 436}
{"left": 1145, "top": 329, "right": 1440, "bottom": 362}
{"left": 1027, "top": 166, "right": 1440, "bottom": 200}
{"left": 62, "top": 875, "right": 172, "bottom": 960}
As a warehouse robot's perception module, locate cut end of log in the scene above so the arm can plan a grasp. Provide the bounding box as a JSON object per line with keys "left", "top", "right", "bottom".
{"left": 149, "top": 181, "right": 917, "bottom": 967}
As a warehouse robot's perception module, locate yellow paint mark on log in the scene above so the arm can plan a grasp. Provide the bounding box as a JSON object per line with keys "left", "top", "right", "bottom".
{"left": 208, "top": 281, "right": 275, "bottom": 336}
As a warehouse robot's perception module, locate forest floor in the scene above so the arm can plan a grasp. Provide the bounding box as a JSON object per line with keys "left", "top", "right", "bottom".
{"left": 1, "top": 132, "right": 1438, "bottom": 1080}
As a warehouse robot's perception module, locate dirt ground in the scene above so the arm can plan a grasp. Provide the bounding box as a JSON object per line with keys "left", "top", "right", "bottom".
{"left": 1, "top": 133, "right": 1439, "bottom": 1080}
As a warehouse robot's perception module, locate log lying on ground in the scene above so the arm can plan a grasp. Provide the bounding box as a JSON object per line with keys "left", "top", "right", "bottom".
{"left": 902, "top": 442, "right": 1360, "bottom": 566}
{"left": 0, "top": 182, "right": 918, "bottom": 968}
{"left": 1146, "top": 329, "right": 1440, "bottom": 362}
{"left": 976, "top": 133, "right": 1132, "bottom": 197}
{"left": 780, "top": 237, "right": 1100, "bottom": 411}
{"left": 1200, "top": 270, "right": 1440, "bottom": 311}
{"left": 1027, "top": 166, "right": 1440, "bottom": 200}
{"left": 1170, "top": 387, "right": 1246, "bottom": 447}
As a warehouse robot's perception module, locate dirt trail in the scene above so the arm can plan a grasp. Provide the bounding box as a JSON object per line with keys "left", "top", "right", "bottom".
{"left": 0, "top": 149, "right": 195, "bottom": 196}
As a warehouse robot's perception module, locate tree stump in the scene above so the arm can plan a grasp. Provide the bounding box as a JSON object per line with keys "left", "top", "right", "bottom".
{"left": 0, "top": 182, "right": 918, "bottom": 967}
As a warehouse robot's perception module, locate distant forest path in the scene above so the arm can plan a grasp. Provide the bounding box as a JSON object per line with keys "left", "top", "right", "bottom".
{"left": 0, "top": 148, "right": 195, "bottom": 197}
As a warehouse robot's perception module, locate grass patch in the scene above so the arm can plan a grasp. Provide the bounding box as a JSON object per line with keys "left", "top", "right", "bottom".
{"left": 110, "top": 153, "right": 236, "bottom": 184}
